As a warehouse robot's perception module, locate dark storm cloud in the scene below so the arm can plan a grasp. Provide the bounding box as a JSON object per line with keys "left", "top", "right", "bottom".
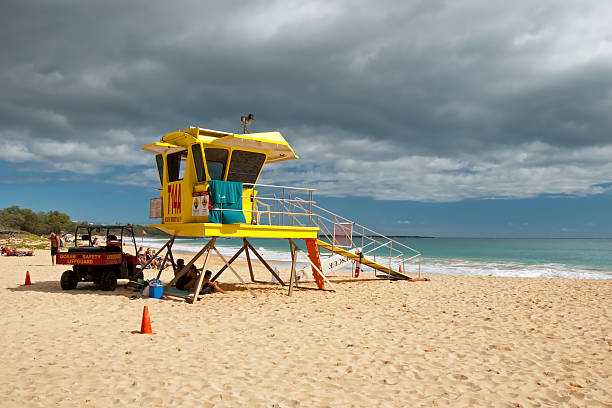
{"left": 1, "top": 0, "right": 611, "bottom": 200}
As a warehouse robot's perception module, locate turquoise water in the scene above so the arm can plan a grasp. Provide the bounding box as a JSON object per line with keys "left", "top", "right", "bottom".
{"left": 140, "top": 237, "right": 612, "bottom": 279}
{"left": 399, "top": 238, "right": 612, "bottom": 270}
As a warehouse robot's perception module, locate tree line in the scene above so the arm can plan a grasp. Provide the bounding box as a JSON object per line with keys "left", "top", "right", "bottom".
{"left": 0, "top": 206, "right": 167, "bottom": 237}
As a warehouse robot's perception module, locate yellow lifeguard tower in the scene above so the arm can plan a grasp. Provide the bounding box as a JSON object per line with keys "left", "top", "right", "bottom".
{"left": 141, "top": 124, "right": 423, "bottom": 302}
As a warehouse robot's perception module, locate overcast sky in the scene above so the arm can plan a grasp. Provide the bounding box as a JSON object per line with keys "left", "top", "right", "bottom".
{"left": 1, "top": 0, "right": 611, "bottom": 236}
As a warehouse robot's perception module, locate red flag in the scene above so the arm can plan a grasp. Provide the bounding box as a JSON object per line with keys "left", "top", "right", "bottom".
{"left": 142, "top": 230, "right": 147, "bottom": 235}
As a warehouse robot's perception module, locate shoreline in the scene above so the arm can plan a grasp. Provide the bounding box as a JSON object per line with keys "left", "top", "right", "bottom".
{"left": 138, "top": 241, "right": 612, "bottom": 281}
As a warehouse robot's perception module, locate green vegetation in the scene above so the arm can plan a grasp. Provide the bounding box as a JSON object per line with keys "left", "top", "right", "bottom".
{"left": 0, "top": 206, "right": 168, "bottom": 237}
{"left": 19, "top": 234, "right": 50, "bottom": 249}
{"left": 0, "top": 206, "right": 75, "bottom": 235}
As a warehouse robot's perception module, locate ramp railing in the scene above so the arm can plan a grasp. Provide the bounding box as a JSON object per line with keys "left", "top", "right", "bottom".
{"left": 309, "top": 202, "right": 421, "bottom": 277}
{"left": 244, "top": 183, "right": 422, "bottom": 277}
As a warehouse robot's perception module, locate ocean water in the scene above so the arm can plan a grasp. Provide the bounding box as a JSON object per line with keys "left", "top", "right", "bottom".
{"left": 136, "top": 236, "right": 612, "bottom": 280}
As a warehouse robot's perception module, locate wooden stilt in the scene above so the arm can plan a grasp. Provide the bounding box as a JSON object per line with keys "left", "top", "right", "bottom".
{"left": 211, "top": 245, "right": 246, "bottom": 281}
{"left": 288, "top": 239, "right": 336, "bottom": 292}
{"left": 297, "top": 249, "right": 336, "bottom": 292}
{"left": 155, "top": 252, "right": 169, "bottom": 280}
{"left": 212, "top": 246, "right": 256, "bottom": 298}
{"left": 290, "top": 241, "right": 299, "bottom": 289}
{"left": 244, "top": 238, "right": 255, "bottom": 282}
{"left": 190, "top": 237, "right": 216, "bottom": 303}
{"left": 287, "top": 241, "right": 298, "bottom": 297}
{"left": 153, "top": 237, "right": 174, "bottom": 280}
{"left": 166, "top": 245, "right": 177, "bottom": 272}
{"left": 167, "top": 238, "right": 215, "bottom": 287}
{"left": 137, "top": 236, "right": 175, "bottom": 280}
{"left": 244, "top": 240, "right": 285, "bottom": 285}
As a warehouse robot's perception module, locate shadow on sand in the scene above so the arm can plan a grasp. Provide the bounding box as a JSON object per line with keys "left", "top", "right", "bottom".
{"left": 8, "top": 276, "right": 391, "bottom": 300}
{"left": 7, "top": 279, "right": 293, "bottom": 301}
{"left": 9, "top": 279, "right": 147, "bottom": 298}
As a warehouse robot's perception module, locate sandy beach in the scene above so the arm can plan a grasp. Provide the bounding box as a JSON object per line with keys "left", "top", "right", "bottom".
{"left": 1, "top": 250, "right": 611, "bottom": 407}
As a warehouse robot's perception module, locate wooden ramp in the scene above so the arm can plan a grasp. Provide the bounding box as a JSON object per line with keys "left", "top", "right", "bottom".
{"left": 316, "top": 239, "right": 412, "bottom": 280}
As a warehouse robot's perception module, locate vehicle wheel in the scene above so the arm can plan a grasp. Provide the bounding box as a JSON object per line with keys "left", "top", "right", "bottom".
{"left": 60, "top": 270, "right": 79, "bottom": 290}
{"left": 100, "top": 271, "right": 117, "bottom": 291}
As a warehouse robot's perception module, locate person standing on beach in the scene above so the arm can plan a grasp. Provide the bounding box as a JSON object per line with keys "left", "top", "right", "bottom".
{"left": 49, "top": 231, "right": 60, "bottom": 265}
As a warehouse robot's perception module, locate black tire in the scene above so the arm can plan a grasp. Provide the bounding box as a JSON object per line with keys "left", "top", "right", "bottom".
{"left": 100, "top": 271, "right": 117, "bottom": 291}
{"left": 60, "top": 270, "right": 79, "bottom": 290}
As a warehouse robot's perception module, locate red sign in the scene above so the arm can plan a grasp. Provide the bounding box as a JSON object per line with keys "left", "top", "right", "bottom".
{"left": 57, "top": 253, "right": 122, "bottom": 266}
{"left": 167, "top": 183, "right": 182, "bottom": 214}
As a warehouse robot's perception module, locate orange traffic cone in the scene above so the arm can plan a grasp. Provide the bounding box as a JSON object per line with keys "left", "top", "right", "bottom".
{"left": 140, "top": 306, "right": 155, "bottom": 334}
{"left": 25, "top": 271, "right": 32, "bottom": 285}
{"left": 398, "top": 265, "right": 402, "bottom": 274}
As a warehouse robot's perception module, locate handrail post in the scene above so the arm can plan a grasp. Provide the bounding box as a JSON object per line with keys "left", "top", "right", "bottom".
{"left": 389, "top": 241, "right": 392, "bottom": 272}
{"left": 361, "top": 226, "right": 365, "bottom": 253}
{"left": 309, "top": 191, "right": 313, "bottom": 227}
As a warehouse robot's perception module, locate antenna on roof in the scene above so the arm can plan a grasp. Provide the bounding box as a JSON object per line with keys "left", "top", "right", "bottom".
{"left": 240, "top": 113, "right": 254, "bottom": 134}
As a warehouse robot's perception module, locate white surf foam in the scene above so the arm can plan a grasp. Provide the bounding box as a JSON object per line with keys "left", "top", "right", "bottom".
{"left": 421, "top": 258, "right": 612, "bottom": 280}
{"left": 136, "top": 238, "right": 612, "bottom": 280}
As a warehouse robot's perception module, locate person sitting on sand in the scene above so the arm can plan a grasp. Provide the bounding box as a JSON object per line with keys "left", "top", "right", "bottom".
{"left": 200, "top": 270, "right": 225, "bottom": 294}
{"left": 137, "top": 247, "right": 146, "bottom": 264}
{"left": 145, "top": 248, "right": 160, "bottom": 269}
{"left": 17, "top": 248, "right": 34, "bottom": 256}
{"left": 1, "top": 246, "right": 34, "bottom": 256}
{"left": 1, "top": 246, "right": 16, "bottom": 256}
{"left": 173, "top": 258, "right": 185, "bottom": 277}
{"left": 175, "top": 266, "right": 225, "bottom": 294}
{"left": 171, "top": 259, "right": 185, "bottom": 288}
{"left": 175, "top": 264, "right": 199, "bottom": 291}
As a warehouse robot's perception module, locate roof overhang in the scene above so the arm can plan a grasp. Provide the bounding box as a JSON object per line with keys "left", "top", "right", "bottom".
{"left": 141, "top": 128, "right": 298, "bottom": 163}
{"left": 210, "top": 132, "right": 298, "bottom": 163}
{"left": 141, "top": 142, "right": 186, "bottom": 155}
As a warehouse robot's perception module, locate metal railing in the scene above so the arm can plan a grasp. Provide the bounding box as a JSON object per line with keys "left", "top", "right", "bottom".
{"left": 243, "top": 183, "right": 422, "bottom": 276}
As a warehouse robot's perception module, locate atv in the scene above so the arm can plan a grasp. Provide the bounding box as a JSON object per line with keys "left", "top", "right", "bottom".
{"left": 57, "top": 225, "right": 141, "bottom": 291}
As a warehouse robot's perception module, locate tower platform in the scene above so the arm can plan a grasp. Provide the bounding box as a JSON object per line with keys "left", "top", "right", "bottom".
{"left": 149, "top": 222, "right": 319, "bottom": 239}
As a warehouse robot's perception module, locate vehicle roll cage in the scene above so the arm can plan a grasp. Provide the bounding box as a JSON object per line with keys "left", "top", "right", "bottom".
{"left": 74, "top": 224, "right": 139, "bottom": 254}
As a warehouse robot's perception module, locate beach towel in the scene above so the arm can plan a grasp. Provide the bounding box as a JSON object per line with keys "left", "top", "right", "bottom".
{"left": 208, "top": 180, "right": 246, "bottom": 224}
{"left": 164, "top": 287, "right": 190, "bottom": 297}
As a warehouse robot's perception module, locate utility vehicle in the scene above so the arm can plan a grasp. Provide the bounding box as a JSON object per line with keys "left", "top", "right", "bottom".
{"left": 57, "top": 225, "right": 140, "bottom": 291}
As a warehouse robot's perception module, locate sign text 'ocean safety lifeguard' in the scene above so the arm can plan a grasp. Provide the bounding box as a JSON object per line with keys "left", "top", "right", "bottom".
{"left": 56, "top": 253, "right": 122, "bottom": 266}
